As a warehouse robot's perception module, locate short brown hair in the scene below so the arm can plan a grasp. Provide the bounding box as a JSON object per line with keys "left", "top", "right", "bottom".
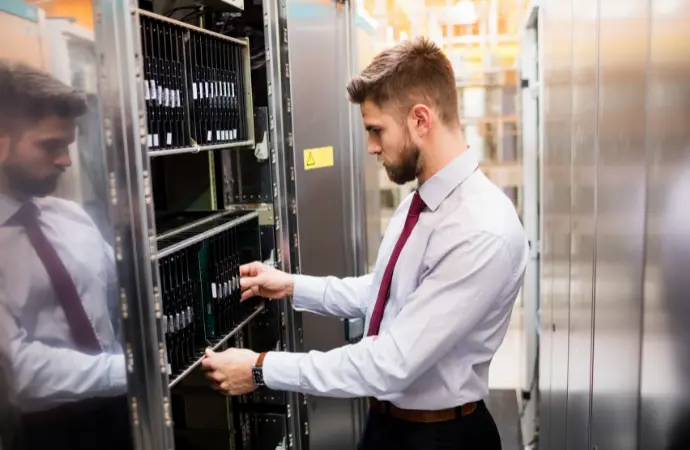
{"left": 346, "top": 37, "right": 459, "bottom": 126}
{"left": 0, "top": 59, "right": 87, "bottom": 132}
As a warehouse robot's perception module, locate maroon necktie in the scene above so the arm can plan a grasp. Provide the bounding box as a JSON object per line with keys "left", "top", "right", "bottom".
{"left": 367, "top": 192, "right": 425, "bottom": 336}
{"left": 14, "top": 203, "right": 102, "bottom": 354}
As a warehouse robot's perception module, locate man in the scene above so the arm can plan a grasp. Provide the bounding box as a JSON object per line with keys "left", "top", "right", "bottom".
{"left": 201, "top": 37, "right": 528, "bottom": 449}
{"left": 0, "top": 60, "right": 130, "bottom": 450}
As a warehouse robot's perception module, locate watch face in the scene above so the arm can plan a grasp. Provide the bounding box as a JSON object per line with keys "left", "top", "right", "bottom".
{"left": 252, "top": 367, "right": 265, "bottom": 387}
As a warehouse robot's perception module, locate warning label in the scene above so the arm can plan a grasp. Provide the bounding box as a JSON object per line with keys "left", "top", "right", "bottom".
{"left": 303, "top": 146, "right": 334, "bottom": 170}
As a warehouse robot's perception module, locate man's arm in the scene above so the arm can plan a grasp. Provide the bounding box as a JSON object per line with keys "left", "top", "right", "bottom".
{"left": 1, "top": 305, "right": 126, "bottom": 411}
{"left": 291, "top": 274, "right": 374, "bottom": 319}
{"left": 263, "top": 228, "right": 521, "bottom": 398}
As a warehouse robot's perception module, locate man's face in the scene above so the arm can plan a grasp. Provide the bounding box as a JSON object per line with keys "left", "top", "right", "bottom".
{"left": 0, "top": 115, "right": 75, "bottom": 197}
{"left": 361, "top": 100, "right": 421, "bottom": 185}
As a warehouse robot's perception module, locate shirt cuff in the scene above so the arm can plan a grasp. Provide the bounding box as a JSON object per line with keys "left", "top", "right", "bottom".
{"left": 292, "top": 274, "right": 328, "bottom": 312}
{"left": 263, "top": 351, "right": 306, "bottom": 392}
{"left": 108, "top": 353, "right": 128, "bottom": 394}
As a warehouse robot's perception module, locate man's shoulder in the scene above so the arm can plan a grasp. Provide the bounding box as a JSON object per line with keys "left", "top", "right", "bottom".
{"left": 35, "top": 197, "right": 96, "bottom": 227}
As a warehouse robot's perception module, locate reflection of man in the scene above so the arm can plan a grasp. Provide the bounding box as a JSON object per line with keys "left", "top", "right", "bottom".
{"left": 0, "top": 60, "right": 130, "bottom": 450}
{"left": 202, "top": 38, "right": 528, "bottom": 449}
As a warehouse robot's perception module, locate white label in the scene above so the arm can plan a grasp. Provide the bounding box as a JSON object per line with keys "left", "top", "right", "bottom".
{"left": 157, "top": 86, "right": 163, "bottom": 105}
{"left": 181, "top": 311, "right": 186, "bottom": 328}
{"left": 216, "top": 130, "right": 221, "bottom": 140}
{"left": 176, "top": 90, "right": 181, "bottom": 107}
{"left": 162, "top": 315, "right": 168, "bottom": 335}
{"left": 233, "top": 129, "right": 237, "bottom": 140}
{"left": 166, "top": 132, "right": 172, "bottom": 146}
{"left": 224, "top": 82, "right": 229, "bottom": 97}
{"left": 167, "top": 363, "right": 172, "bottom": 374}
{"left": 164, "top": 88, "right": 170, "bottom": 107}
{"left": 223, "top": 281, "right": 229, "bottom": 298}
{"left": 211, "top": 283, "right": 217, "bottom": 298}
{"left": 207, "top": 130, "right": 212, "bottom": 142}
{"left": 168, "top": 315, "right": 174, "bottom": 333}
{"left": 150, "top": 80, "right": 157, "bottom": 99}
{"left": 205, "top": 82, "right": 209, "bottom": 98}
{"left": 144, "top": 80, "right": 150, "bottom": 100}
{"left": 211, "top": 82, "right": 216, "bottom": 98}
{"left": 232, "top": 83, "right": 235, "bottom": 97}
{"left": 193, "top": 83, "right": 198, "bottom": 100}
{"left": 153, "top": 134, "right": 159, "bottom": 147}
{"left": 175, "top": 313, "right": 181, "bottom": 331}
{"left": 147, "top": 134, "right": 152, "bottom": 148}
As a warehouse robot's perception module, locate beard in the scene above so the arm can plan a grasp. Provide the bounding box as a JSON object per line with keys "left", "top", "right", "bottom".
{"left": 1, "top": 163, "right": 60, "bottom": 198}
{"left": 383, "top": 136, "right": 421, "bottom": 185}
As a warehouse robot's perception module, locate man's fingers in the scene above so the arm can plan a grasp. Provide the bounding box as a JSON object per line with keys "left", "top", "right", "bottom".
{"left": 239, "top": 261, "right": 263, "bottom": 277}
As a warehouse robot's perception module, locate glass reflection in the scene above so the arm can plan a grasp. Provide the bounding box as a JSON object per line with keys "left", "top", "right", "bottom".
{"left": 0, "top": 2, "right": 131, "bottom": 449}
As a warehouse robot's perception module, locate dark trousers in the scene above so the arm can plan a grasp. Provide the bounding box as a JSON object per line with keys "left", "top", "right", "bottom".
{"left": 21, "top": 395, "right": 134, "bottom": 450}
{"left": 358, "top": 400, "right": 502, "bottom": 450}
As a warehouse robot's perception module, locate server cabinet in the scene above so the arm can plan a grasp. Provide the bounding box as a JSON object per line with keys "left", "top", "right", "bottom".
{"left": 95, "top": 0, "right": 307, "bottom": 449}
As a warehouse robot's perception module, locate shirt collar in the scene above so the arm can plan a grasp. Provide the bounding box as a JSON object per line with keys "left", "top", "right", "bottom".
{"left": 418, "top": 150, "right": 479, "bottom": 212}
{"left": 0, "top": 193, "right": 27, "bottom": 226}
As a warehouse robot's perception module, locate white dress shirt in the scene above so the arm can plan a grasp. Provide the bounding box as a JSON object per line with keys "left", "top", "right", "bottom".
{"left": 263, "top": 151, "right": 529, "bottom": 410}
{"left": 0, "top": 194, "right": 126, "bottom": 413}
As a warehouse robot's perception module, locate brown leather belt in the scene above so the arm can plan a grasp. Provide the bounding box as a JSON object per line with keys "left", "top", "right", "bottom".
{"left": 368, "top": 398, "right": 478, "bottom": 423}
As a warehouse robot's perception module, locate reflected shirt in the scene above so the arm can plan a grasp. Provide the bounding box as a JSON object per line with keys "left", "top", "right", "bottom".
{"left": 263, "top": 151, "right": 529, "bottom": 410}
{"left": 0, "top": 194, "right": 126, "bottom": 413}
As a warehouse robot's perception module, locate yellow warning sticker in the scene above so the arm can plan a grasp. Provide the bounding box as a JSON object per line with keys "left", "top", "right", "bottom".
{"left": 303, "top": 146, "right": 335, "bottom": 170}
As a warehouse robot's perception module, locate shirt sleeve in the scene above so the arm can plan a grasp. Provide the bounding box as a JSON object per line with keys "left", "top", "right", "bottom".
{"left": 1, "top": 303, "right": 127, "bottom": 411}
{"left": 291, "top": 273, "right": 374, "bottom": 319}
{"left": 263, "top": 228, "right": 517, "bottom": 398}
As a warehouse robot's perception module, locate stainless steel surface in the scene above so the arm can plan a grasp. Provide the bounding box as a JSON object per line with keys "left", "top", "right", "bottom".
{"left": 638, "top": 0, "right": 690, "bottom": 448}
{"left": 589, "top": 0, "right": 648, "bottom": 447}
{"left": 262, "top": 0, "right": 306, "bottom": 447}
{"left": 154, "top": 211, "right": 259, "bottom": 259}
{"left": 99, "top": 0, "right": 173, "bottom": 447}
{"left": 168, "top": 303, "right": 265, "bottom": 388}
{"left": 564, "top": 0, "right": 598, "bottom": 448}
{"left": 148, "top": 141, "right": 255, "bottom": 158}
{"left": 537, "top": 1, "right": 690, "bottom": 449}
{"left": 540, "top": 1, "right": 573, "bottom": 448}
{"left": 518, "top": 9, "right": 539, "bottom": 445}
{"left": 286, "top": 0, "right": 370, "bottom": 448}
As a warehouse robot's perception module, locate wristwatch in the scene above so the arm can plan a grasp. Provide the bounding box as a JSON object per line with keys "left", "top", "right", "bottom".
{"left": 252, "top": 352, "right": 268, "bottom": 388}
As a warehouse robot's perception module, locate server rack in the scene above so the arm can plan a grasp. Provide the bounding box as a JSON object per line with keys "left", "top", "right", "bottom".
{"left": 94, "top": 0, "right": 305, "bottom": 449}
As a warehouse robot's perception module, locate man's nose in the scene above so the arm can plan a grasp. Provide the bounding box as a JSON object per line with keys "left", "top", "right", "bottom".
{"left": 55, "top": 149, "right": 72, "bottom": 168}
{"left": 367, "top": 143, "right": 381, "bottom": 155}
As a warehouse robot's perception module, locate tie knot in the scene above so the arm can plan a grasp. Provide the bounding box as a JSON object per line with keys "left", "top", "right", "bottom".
{"left": 12, "top": 202, "right": 39, "bottom": 225}
{"left": 409, "top": 192, "right": 425, "bottom": 217}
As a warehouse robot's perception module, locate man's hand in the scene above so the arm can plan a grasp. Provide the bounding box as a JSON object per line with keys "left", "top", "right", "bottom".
{"left": 240, "top": 261, "right": 294, "bottom": 301}
{"left": 200, "top": 348, "right": 259, "bottom": 396}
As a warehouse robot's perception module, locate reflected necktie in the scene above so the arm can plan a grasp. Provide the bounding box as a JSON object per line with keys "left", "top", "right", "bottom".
{"left": 367, "top": 192, "right": 425, "bottom": 336}
{"left": 14, "top": 203, "right": 102, "bottom": 354}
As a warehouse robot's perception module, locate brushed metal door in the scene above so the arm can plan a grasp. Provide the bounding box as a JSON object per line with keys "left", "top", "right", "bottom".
{"left": 589, "top": 0, "right": 650, "bottom": 448}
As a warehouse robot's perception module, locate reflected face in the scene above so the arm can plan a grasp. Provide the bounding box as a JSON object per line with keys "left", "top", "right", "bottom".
{"left": 361, "top": 100, "right": 421, "bottom": 185}
{"left": 0, "top": 116, "right": 75, "bottom": 197}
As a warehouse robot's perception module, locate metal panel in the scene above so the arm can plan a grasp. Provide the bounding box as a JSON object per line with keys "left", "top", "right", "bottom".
{"left": 287, "top": 1, "right": 368, "bottom": 449}
{"left": 638, "top": 0, "right": 690, "bottom": 448}
{"left": 564, "top": 0, "right": 598, "bottom": 448}
{"left": 540, "top": 1, "right": 574, "bottom": 448}
{"left": 589, "top": 0, "right": 649, "bottom": 448}
{"left": 262, "top": 0, "right": 306, "bottom": 448}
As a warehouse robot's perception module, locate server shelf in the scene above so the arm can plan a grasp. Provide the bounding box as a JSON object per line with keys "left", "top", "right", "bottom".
{"left": 155, "top": 210, "right": 262, "bottom": 385}
{"left": 137, "top": 9, "right": 254, "bottom": 155}
{"left": 169, "top": 303, "right": 264, "bottom": 389}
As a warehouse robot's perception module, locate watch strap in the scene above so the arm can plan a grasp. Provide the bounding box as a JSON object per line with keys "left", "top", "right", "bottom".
{"left": 256, "top": 352, "right": 267, "bottom": 368}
